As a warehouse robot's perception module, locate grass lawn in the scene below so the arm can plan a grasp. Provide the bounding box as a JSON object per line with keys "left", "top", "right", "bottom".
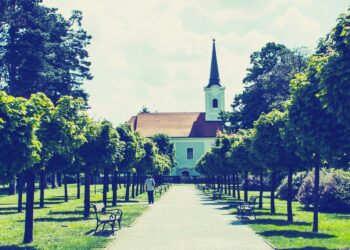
{"left": 0, "top": 183, "right": 161, "bottom": 250}
{"left": 202, "top": 188, "right": 350, "bottom": 250}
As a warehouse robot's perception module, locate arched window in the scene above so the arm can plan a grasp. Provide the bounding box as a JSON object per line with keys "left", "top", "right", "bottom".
{"left": 181, "top": 171, "right": 190, "bottom": 177}
{"left": 212, "top": 99, "right": 218, "bottom": 108}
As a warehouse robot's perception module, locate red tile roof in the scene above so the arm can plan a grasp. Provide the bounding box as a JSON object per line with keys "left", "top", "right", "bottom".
{"left": 129, "top": 112, "right": 222, "bottom": 138}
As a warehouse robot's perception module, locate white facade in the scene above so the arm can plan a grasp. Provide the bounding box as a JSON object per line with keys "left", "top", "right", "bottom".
{"left": 170, "top": 137, "right": 215, "bottom": 176}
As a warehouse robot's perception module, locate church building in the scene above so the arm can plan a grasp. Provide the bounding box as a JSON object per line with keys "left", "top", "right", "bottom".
{"left": 129, "top": 40, "right": 225, "bottom": 177}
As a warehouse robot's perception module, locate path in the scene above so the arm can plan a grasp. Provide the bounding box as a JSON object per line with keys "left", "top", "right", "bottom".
{"left": 108, "top": 185, "right": 272, "bottom": 250}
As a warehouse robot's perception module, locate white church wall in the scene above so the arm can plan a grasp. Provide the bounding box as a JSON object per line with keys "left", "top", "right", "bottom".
{"left": 170, "top": 137, "right": 216, "bottom": 176}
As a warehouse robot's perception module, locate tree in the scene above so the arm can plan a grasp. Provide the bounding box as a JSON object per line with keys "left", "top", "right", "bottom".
{"left": 253, "top": 110, "right": 285, "bottom": 214}
{"left": 318, "top": 8, "right": 350, "bottom": 133}
{"left": 230, "top": 130, "right": 259, "bottom": 202}
{"left": 26, "top": 92, "right": 55, "bottom": 209}
{"left": 140, "top": 106, "right": 150, "bottom": 113}
{"left": 0, "top": 92, "right": 42, "bottom": 244}
{"left": 117, "top": 123, "right": 142, "bottom": 202}
{"left": 77, "top": 119, "right": 100, "bottom": 218}
{"left": 0, "top": 1, "right": 92, "bottom": 102}
{"left": 287, "top": 54, "right": 349, "bottom": 231}
{"left": 152, "top": 133, "right": 176, "bottom": 180}
{"left": 226, "top": 43, "right": 307, "bottom": 131}
{"left": 97, "top": 121, "right": 124, "bottom": 208}
{"left": 49, "top": 96, "right": 88, "bottom": 202}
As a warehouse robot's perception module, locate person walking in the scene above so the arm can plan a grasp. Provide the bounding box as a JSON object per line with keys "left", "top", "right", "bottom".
{"left": 144, "top": 175, "right": 155, "bottom": 204}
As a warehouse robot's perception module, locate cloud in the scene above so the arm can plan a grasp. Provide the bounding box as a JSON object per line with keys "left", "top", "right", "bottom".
{"left": 43, "top": 0, "right": 344, "bottom": 125}
{"left": 271, "top": 6, "right": 321, "bottom": 46}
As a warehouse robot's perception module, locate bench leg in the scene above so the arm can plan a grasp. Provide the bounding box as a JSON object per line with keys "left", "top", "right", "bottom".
{"left": 94, "top": 222, "right": 100, "bottom": 234}
{"left": 111, "top": 223, "right": 115, "bottom": 235}
{"left": 118, "top": 220, "right": 121, "bottom": 230}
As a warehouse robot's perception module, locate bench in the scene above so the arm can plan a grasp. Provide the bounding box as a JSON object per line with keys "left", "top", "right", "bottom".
{"left": 198, "top": 185, "right": 210, "bottom": 192}
{"left": 155, "top": 185, "right": 169, "bottom": 195}
{"left": 91, "top": 202, "right": 122, "bottom": 235}
{"left": 237, "top": 196, "right": 258, "bottom": 220}
{"left": 212, "top": 188, "right": 223, "bottom": 199}
{"left": 155, "top": 186, "right": 163, "bottom": 195}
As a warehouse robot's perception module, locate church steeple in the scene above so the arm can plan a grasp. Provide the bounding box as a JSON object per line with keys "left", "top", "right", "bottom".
{"left": 207, "top": 39, "right": 221, "bottom": 88}
{"left": 204, "top": 39, "right": 225, "bottom": 122}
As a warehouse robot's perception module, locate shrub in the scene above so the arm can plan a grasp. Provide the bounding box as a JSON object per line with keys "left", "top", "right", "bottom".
{"left": 276, "top": 171, "right": 307, "bottom": 200}
{"left": 242, "top": 174, "right": 271, "bottom": 191}
{"left": 297, "top": 169, "right": 350, "bottom": 212}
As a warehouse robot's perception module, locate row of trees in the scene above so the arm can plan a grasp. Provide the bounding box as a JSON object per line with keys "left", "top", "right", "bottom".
{"left": 0, "top": 91, "right": 175, "bottom": 243}
{"left": 197, "top": 7, "right": 350, "bottom": 232}
{"left": 0, "top": 0, "right": 173, "bottom": 245}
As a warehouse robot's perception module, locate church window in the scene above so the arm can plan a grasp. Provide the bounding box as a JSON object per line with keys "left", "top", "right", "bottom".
{"left": 212, "top": 99, "right": 218, "bottom": 108}
{"left": 187, "top": 148, "right": 193, "bottom": 159}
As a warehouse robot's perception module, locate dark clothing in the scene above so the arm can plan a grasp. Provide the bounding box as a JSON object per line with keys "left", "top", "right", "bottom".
{"left": 147, "top": 191, "right": 154, "bottom": 204}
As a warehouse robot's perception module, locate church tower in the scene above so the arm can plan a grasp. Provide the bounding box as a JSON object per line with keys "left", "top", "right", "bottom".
{"left": 204, "top": 39, "right": 225, "bottom": 121}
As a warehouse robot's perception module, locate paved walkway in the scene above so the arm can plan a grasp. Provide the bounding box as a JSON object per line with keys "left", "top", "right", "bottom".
{"left": 108, "top": 185, "right": 272, "bottom": 250}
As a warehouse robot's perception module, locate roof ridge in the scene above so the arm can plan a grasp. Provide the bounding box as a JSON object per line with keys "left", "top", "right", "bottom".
{"left": 138, "top": 112, "right": 205, "bottom": 115}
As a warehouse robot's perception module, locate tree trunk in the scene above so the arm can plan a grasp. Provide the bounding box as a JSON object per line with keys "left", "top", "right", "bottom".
{"left": 84, "top": 171, "right": 91, "bottom": 218}
{"left": 287, "top": 166, "right": 293, "bottom": 222}
{"left": 228, "top": 175, "right": 231, "bottom": 196}
{"left": 23, "top": 169, "right": 35, "bottom": 244}
{"left": 125, "top": 172, "right": 131, "bottom": 202}
{"left": 136, "top": 172, "right": 139, "bottom": 196}
{"left": 270, "top": 171, "right": 276, "bottom": 214}
{"left": 57, "top": 173, "right": 62, "bottom": 187}
{"left": 259, "top": 172, "right": 264, "bottom": 209}
{"left": 132, "top": 173, "right": 136, "bottom": 198}
{"left": 51, "top": 173, "right": 57, "bottom": 189}
{"left": 224, "top": 175, "right": 227, "bottom": 194}
{"left": 112, "top": 170, "right": 118, "bottom": 206}
{"left": 17, "top": 174, "right": 24, "bottom": 213}
{"left": 94, "top": 174, "right": 97, "bottom": 194}
{"left": 313, "top": 154, "right": 320, "bottom": 232}
{"left": 8, "top": 177, "right": 16, "bottom": 195}
{"left": 103, "top": 168, "right": 108, "bottom": 208}
{"left": 232, "top": 173, "right": 236, "bottom": 198}
{"left": 244, "top": 171, "right": 248, "bottom": 202}
{"left": 64, "top": 173, "right": 68, "bottom": 202}
{"left": 118, "top": 174, "right": 122, "bottom": 189}
{"left": 236, "top": 174, "right": 241, "bottom": 200}
{"left": 106, "top": 173, "right": 110, "bottom": 192}
{"left": 39, "top": 170, "right": 45, "bottom": 209}
{"left": 76, "top": 173, "right": 81, "bottom": 199}
{"left": 217, "top": 176, "right": 221, "bottom": 191}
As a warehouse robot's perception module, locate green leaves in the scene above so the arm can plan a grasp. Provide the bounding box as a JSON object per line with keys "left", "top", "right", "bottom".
{"left": 228, "top": 43, "right": 308, "bottom": 131}
{"left": 0, "top": 91, "right": 41, "bottom": 180}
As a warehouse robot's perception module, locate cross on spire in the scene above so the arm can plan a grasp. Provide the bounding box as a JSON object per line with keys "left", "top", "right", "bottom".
{"left": 207, "top": 38, "right": 221, "bottom": 88}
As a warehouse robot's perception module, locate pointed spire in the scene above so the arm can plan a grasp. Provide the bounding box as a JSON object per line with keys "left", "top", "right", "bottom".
{"left": 207, "top": 38, "right": 221, "bottom": 88}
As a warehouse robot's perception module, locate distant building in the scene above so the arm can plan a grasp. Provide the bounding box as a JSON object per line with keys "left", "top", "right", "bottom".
{"left": 129, "top": 40, "right": 225, "bottom": 177}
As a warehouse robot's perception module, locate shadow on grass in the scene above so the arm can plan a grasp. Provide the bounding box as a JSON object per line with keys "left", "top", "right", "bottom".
{"left": 247, "top": 218, "right": 310, "bottom": 226}
{"left": 279, "top": 247, "right": 328, "bottom": 250}
{"left": 48, "top": 210, "right": 82, "bottom": 215}
{"left": 253, "top": 211, "right": 286, "bottom": 216}
{"left": 34, "top": 201, "right": 63, "bottom": 206}
{"left": 0, "top": 246, "right": 37, "bottom": 250}
{"left": 85, "top": 229, "right": 118, "bottom": 237}
{"left": 33, "top": 217, "right": 83, "bottom": 222}
{"left": 259, "top": 230, "right": 335, "bottom": 239}
{"left": 0, "top": 206, "right": 19, "bottom": 215}
{"left": 45, "top": 196, "right": 65, "bottom": 201}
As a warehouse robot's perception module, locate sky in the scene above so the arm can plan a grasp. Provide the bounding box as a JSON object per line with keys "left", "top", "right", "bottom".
{"left": 45, "top": 0, "right": 349, "bottom": 125}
